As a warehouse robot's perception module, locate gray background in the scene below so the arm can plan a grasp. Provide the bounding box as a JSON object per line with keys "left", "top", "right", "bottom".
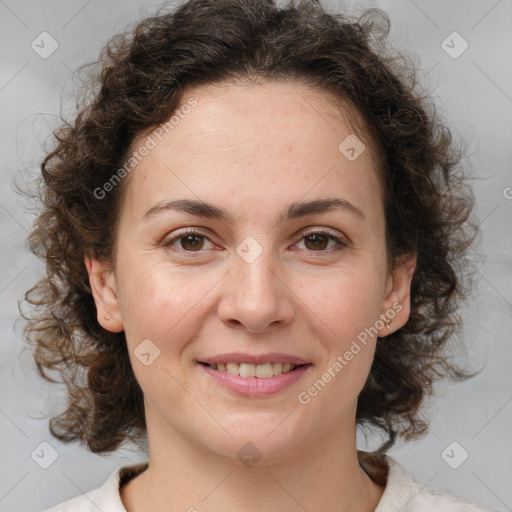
{"left": 1, "top": 0, "right": 511, "bottom": 511}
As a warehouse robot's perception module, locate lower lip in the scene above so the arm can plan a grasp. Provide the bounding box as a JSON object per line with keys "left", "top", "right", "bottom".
{"left": 199, "top": 363, "right": 312, "bottom": 397}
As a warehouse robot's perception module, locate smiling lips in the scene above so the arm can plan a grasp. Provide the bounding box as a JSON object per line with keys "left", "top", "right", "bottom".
{"left": 198, "top": 353, "right": 311, "bottom": 395}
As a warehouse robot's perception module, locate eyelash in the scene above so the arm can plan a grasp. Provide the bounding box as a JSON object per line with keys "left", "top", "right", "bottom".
{"left": 162, "top": 227, "right": 349, "bottom": 256}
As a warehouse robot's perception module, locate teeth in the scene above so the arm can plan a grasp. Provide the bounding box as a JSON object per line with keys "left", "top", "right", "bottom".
{"left": 226, "top": 362, "right": 239, "bottom": 375}
{"left": 239, "top": 363, "right": 256, "bottom": 378}
{"left": 256, "top": 363, "right": 273, "bottom": 378}
{"left": 208, "top": 362, "right": 297, "bottom": 378}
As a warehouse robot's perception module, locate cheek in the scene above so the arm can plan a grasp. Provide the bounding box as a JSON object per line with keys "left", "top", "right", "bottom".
{"left": 301, "top": 268, "right": 385, "bottom": 342}
{"left": 296, "top": 268, "right": 384, "bottom": 401}
{"left": 116, "top": 263, "right": 217, "bottom": 402}
{"left": 117, "top": 260, "right": 216, "bottom": 349}
{"left": 296, "top": 273, "right": 382, "bottom": 416}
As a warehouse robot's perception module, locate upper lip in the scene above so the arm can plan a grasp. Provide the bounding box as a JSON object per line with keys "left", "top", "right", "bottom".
{"left": 198, "top": 352, "right": 310, "bottom": 366}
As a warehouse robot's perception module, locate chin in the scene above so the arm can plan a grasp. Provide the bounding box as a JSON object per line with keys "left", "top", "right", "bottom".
{"left": 193, "top": 411, "right": 314, "bottom": 466}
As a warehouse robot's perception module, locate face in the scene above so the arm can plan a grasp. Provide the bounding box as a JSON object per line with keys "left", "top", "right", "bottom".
{"left": 87, "top": 80, "right": 415, "bottom": 463}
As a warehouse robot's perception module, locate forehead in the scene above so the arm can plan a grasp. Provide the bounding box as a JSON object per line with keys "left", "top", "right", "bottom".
{"left": 170, "top": 80, "right": 368, "bottom": 149}
{"left": 122, "top": 80, "right": 382, "bottom": 219}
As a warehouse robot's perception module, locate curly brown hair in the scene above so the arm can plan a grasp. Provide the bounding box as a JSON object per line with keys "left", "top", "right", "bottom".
{"left": 22, "top": 0, "right": 477, "bottom": 454}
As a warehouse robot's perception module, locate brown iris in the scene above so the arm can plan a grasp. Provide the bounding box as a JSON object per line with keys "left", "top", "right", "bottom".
{"left": 303, "top": 233, "right": 329, "bottom": 251}
{"left": 180, "top": 234, "right": 205, "bottom": 251}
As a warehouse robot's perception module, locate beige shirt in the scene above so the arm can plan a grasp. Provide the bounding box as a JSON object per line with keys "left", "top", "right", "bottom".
{"left": 43, "top": 454, "right": 495, "bottom": 511}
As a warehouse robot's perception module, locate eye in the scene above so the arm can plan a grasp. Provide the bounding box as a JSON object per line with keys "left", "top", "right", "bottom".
{"left": 162, "top": 227, "right": 349, "bottom": 255}
{"left": 295, "top": 229, "right": 348, "bottom": 252}
{"left": 163, "top": 229, "right": 215, "bottom": 252}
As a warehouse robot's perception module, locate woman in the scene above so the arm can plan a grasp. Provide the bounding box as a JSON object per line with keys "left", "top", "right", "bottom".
{"left": 23, "top": 0, "right": 492, "bottom": 510}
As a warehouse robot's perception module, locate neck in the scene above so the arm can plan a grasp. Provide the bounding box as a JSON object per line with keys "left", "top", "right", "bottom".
{"left": 121, "top": 420, "right": 384, "bottom": 512}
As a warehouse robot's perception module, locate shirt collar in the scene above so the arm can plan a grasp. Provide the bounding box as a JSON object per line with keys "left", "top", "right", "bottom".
{"left": 92, "top": 454, "right": 412, "bottom": 511}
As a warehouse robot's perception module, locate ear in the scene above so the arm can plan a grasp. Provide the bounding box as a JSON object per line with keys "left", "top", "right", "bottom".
{"left": 84, "top": 256, "right": 124, "bottom": 332}
{"left": 378, "top": 253, "right": 416, "bottom": 337}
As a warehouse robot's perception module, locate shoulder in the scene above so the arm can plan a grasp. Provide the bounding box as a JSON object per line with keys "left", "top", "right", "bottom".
{"left": 408, "top": 481, "right": 496, "bottom": 511}
{"left": 43, "top": 491, "right": 99, "bottom": 512}
{"left": 42, "top": 461, "right": 149, "bottom": 512}
{"left": 358, "top": 452, "right": 495, "bottom": 512}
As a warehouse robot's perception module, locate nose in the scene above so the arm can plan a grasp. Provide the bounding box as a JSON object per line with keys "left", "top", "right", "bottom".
{"left": 217, "top": 253, "right": 295, "bottom": 333}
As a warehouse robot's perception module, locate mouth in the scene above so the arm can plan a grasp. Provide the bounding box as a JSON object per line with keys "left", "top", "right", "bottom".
{"left": 197, "top": 358, "right": 312, "bottom": 397}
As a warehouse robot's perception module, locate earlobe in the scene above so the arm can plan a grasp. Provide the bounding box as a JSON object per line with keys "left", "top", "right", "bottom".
{"left": 379, "top": 253, "right": 416, "bottom": 337}
{"left": 84, "top": 256, "right": 124, "bottom": 332}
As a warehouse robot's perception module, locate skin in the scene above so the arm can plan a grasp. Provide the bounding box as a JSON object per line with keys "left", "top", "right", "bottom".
{"left": 86, "top": 80, "right": 416, "bottom": 512}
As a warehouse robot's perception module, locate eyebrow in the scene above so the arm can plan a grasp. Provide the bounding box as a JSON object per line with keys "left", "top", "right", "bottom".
{"left": 142, "top": 197, "right": 366, "bottom": 223}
